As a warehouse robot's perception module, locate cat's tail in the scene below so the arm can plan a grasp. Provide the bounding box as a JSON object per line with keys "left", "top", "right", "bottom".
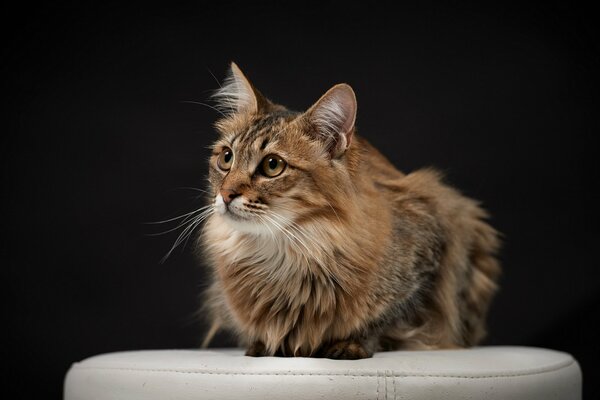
{"left": 461, "top": 209, "right": 502, "bottom": 345}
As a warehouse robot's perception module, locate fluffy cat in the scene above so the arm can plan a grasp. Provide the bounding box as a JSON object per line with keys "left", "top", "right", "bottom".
{"left": 199, "top": 63, "right": 500, "bottom": 359}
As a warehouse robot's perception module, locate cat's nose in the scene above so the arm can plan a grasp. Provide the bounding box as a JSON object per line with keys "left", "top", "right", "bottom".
{"left": 220, "top": 188, "right": 241, "bottom": 204}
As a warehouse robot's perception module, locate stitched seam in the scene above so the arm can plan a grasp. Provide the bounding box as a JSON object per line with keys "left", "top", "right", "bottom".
{"left": 71, "top": 359, "right": 575, "bottom": 379}
{"left": 376, "top": 370, "right": 380, "bottom": 400}
{"left": 385, "top": 369, "right": 389, "bottom": 400}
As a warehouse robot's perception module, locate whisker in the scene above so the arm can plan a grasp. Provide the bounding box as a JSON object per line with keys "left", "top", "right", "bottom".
{"left": 263, "top": 214, "right": 309, "bottom": 253}
{"left": 145, "top": 204, "right": 213, "bottom": 226}
{"left": 323, "top": 198, "right": 343, "bottom": 225}
{"left": 257, "top": 214, "right": 277, "bottom": 240}
{"left": 146, "top": 209, "right": 207, "bottom": 236}
{"left": 180, "top": 100, "right": 227, "bottom": 118}
{"left": 261, "top": 214, "right": 312, "bottom": 267}
{"left": 174, "top": 187, "right": 212, "bottom": 194}
{"left": 169, "top": 209, "right": 214, "bottom": 246}
{"left": 268, "top": 210, "right": 345, "bottom": 291}
{"left": 160, "top": 208, "right": 215, "bottom": 263}
{"left": 174, "top": 187, "right": 213, "bottom": 201}
{"left": 181, "top": 211, "right": 215, "bottom": 252}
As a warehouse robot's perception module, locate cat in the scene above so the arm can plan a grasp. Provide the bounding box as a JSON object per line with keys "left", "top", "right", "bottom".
{"left": 199, "top": 63, "right": 501, "bottom": 359}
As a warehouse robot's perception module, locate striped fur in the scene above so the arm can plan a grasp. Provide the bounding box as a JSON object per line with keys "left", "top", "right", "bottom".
{"left": 199, "top": 64, "right": 501, "bottom": 359}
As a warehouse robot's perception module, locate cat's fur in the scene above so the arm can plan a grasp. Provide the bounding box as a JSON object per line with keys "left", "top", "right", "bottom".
{"left": 200, "top": 63, "right": 501, "bottom": 359}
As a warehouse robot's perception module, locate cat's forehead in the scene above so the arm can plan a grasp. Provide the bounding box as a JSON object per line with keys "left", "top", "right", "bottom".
{"left": 215, "top": 111, "right": 300, "bottom": 150}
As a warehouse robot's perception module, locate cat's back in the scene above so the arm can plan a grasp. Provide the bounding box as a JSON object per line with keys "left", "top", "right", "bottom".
{"left": 354, "top": 136, "right": 501, "bottom": 348}
{"left": 356, "top": 135, "right": 482, "bottom": 218}
{"left": 352, "top": 135, "right": 406, "bottom": 183}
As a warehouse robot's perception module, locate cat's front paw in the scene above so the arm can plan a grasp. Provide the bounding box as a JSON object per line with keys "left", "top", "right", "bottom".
{"left": 245, "top": 341, "right": 267, "bottom": 357}
{"left": 322, "top": 340, "right": 372, "bottom": 360}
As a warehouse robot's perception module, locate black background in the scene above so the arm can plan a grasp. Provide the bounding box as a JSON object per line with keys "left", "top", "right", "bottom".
{"left": 3, "top": 2, "right": 599, "bottom": 398}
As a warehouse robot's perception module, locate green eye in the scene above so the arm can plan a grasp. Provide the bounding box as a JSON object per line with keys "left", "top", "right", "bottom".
{"left": 261, "top": 154, "right": 286, "bottom": 177}
{"left": 217, "top": 148, "right": 234, "bottom": 171}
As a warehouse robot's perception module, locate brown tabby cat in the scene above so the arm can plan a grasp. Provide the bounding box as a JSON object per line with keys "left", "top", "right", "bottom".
{"left": 200, "top": 63, "right": 500, "bottom": 359}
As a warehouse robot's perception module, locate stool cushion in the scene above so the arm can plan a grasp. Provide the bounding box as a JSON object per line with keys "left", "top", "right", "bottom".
{"left": 64, "top": 346, "right": 581, "bottom": 399}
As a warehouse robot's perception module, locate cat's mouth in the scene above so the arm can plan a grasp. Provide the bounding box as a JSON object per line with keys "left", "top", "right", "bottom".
{"left": 215, "top": 195, "right": 264, "bottom": 223}
{"left": 223, "top": 206, "right": 247, "bottom": 220}
{"left": 226, "top": 205, "right": 267, "bottom": 223}
{"left": 215, "top": 197, "right": 277, "bottom": 235}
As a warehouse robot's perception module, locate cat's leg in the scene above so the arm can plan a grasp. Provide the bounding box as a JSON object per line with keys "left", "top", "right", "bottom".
{"left": 320, "top": 337, "right": 376, "bottom": 360}
{"left": 245, "top": 341, "right": 268, "bottom": 357}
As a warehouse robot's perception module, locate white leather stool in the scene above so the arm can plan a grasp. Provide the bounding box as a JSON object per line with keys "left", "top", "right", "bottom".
{"left": 64, "top": 346, "right": 581, "bottom": 399}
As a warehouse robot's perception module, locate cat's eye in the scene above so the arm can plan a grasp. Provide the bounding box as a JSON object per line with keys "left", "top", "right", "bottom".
{"left": 217, "top": 148, "right": 234, "bottom": 171}
{"left": 260, "top": 154, "right": 286, "bottom": 177}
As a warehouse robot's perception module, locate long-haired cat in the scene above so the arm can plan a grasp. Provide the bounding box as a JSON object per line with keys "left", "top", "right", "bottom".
{"left": 199, "top": 63, "right": 500, "bottom": 359}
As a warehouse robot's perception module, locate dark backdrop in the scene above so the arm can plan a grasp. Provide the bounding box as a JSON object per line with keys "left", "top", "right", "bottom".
{"left": 3, "top": 2, "right": 598, "bottom": 398}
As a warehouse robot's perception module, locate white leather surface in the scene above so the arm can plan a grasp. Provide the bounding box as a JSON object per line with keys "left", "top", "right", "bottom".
{"left": 64, "top": 346, "right": 581, "bottom": 399}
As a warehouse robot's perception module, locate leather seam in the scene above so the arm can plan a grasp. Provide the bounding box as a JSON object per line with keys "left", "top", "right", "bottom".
{"left": 376, "top": 370, "right": 380, "bottom": 400}
{"left": 72, "top": 359, "right": 576, "bottom": 379}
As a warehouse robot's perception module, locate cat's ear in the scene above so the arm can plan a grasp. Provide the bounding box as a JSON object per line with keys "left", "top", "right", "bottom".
{"left": 305, "top": 84, "right": 357, "bottom": 158}
{"left": 212, "top": 62, "right": 268, "bottom": 114}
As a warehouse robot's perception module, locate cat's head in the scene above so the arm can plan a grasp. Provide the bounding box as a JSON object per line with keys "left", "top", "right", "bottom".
{"left": 207, "top": 63, "right": 358, "bottom": 234}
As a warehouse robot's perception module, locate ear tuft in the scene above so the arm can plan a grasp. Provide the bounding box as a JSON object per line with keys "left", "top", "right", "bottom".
{"left": 306, "top": 84, "right": 357, "bottom": 157}
{"left": 212, "top": 62, "right": 259, "bottom": 114}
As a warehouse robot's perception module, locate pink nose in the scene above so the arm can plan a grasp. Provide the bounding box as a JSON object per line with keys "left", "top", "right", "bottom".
{"left": 220, "top": 188, "right": 240, "bottom": 204}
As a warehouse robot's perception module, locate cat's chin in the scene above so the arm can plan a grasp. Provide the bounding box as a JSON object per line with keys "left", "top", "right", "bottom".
{"left": 220, "top": 211, "right": 270, "bottom": 236}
